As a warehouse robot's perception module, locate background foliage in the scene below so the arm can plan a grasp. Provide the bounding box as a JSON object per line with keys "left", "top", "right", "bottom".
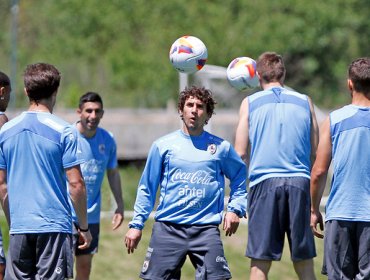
{"left": 0, "top": 0, "right": 369, "bottom": 109}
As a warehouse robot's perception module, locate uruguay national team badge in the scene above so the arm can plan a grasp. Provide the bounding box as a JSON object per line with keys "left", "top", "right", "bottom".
{"left": 142, "top": 260, "right": 149, "bottom": 273}
{"left": 98, "top": 144, "right": 105, "bottom": 154}
{"left": 207, "top": 143, "right": 217, "bottom": 154}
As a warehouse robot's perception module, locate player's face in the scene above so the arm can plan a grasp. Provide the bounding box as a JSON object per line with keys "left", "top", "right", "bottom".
{"left": 181, "top": 96, "right": 209, "bottom": 136}
{"left": 78, "top": 101, "right": 104, "bottom": 132}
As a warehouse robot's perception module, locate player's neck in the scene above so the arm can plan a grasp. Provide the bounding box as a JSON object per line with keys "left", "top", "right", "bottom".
{"left": 262, "top": 82, "right": 283, "bottom": 90}
{"left": 28, "top": 103, "right": 52, "bottom": 113}
{"left": 76, "top": 121, "right": 97, "bottom": 138}
{"left": 351, "top": 91, "right": 370, "bottom": 107}
{"left": 182, "top": 126, "right": 204, "bottom": 137}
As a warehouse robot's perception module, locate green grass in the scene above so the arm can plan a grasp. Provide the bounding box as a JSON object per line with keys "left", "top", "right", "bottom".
{"left": 0, "top": 164, "right": 327, "bottom": 279}
{"left": 98, "top": 164, "right": 327, "bottom": 279}
{"left": 91, "top": 218, "right": 326, "bottom": 280}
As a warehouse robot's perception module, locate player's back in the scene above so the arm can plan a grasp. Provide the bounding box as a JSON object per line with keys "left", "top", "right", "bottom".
{"left": 248, "top": 86, "right": 312, "bottom": 186}
{"left": 0, "top": 111, "right": 78, "bottom": 234}
{"left": 326, "top": 105, "right": 370, "bottom": 221}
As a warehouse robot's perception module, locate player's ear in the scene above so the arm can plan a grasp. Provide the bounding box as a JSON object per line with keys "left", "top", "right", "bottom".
{"left": 101, "top": 109, "right": 104, "bottom": 118}
{"left": 347, "top": 79, "right": 353, "bottom": 92}
{"left": 256, "top": 71, "right": 261, "bottom": 80}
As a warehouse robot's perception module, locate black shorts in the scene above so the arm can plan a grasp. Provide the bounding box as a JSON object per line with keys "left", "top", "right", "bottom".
{"left": 5, "top": 232, "right": 73, "bottom": 280}
{"left": 323, "top": 220, "right": 370, "bottom": 279}
{"left": 140, "top": 221, "right": 232, "bottom": 280}
{"left": 0, "top": 229, "right": 5, "bottom": 264}
{"left": 73, "top": 223, "right": 100, "bottom": 255}
{"left": 246, "top": 177, "right": 316, "bottom": 261}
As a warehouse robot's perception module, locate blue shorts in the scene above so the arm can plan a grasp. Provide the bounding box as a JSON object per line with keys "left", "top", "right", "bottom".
{"left": 5, "top": 233, "right": 73, "bottom": 280}
{"left": 323, "top": 220, "right": 370, "bottom": 279}
{"left": 246, "top": 177, "right": 316, "bottom": 261}
{"left": 140, "top": 221, "right": 232, "bottom": 280}
{"left": 73, "top": 223, "right": 100, "bottom": 255}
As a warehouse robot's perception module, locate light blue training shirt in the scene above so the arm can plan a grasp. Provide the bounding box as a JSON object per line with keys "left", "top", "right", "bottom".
{"left": 325, "top": 105, "right": 370, "bottom": 222}
{"left": 72, "top": 125, "right": 118, "bottom": 224}
{"left": 0, "top": 112, "right": 82, "bottom": 234}
{"left": 129, "top": 129, "right": 247, "bottom": 230}
{"left": 247, "top": 86, "right": 312, "bottom": 187}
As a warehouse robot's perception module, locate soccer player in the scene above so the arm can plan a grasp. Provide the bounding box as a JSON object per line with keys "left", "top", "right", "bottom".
{"left": 0, "top": 63, "right": 92, "bottom": 280}
{"left": 234, "top": 52, "right": 319, "bottom": 280}
{"left": 72, "top": 92, "right": 124, "bottom": 280}
{"left": 0, "top": 71, "right": 11, "bottom": 127}
{"left": 0, "top": 71, "right": 11, "bottom": 280}
{"left": 310, "top": 57, "right": 370, "bottom": 279}
{"left": 125, "top": 86, "right": 247, "bottom": 280}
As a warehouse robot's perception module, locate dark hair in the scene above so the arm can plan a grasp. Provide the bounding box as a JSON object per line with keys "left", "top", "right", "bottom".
{"left": 0, "top": 71, "right": 10, "bottom": 87}
{"left": 348, "top": 57, "right": 370, "bottom": 96}
{"left": 79, "top": 91, "right": 103, "bottom": 109}
{"left": 24, "top": 63, "right": 61, "bottom": 101}
{"left": 178, "top": 86, "right": 216, "bottom": 120}
{"left": 256, "top": 52, "right": 286, "bottom": 84}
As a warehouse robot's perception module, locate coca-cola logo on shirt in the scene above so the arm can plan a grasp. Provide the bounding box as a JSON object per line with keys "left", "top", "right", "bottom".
{"left": 170, "top": 169, "right": 213, "bottom": 185}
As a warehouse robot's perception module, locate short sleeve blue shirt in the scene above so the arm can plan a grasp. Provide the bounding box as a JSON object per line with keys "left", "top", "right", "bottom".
{"left": 0, "top": 112, "right": 82, "bottom": 234}
{"left": 71, "top": 126, "right": 118, "bottom": 224}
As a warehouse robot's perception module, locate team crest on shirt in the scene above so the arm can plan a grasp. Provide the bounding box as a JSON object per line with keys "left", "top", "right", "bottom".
{"left": 69, "top": 133, "right": 75, "bottom": 141}
{"left": 142, "top": 260, "right": 149, "bottom": 273}
{"left": 207, "top": 143, "right": 217, "bottom": 154}
{"left": 98, "top": 144, "right": 105, "bottom": 154}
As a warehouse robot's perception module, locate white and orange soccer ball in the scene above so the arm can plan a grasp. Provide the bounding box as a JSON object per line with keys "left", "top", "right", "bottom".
{"left": 226, "top": 57, "right": 259, "bottom": 91}
{"left": 169, "top": 35, "right": 208, "bottom": 74}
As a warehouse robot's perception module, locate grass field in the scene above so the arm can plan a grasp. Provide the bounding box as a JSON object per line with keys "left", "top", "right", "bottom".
{"left": 0, "top": 216, "right": 326, "bottom": 280}
{"left": 91, "top": 218, "right": 326, "bottom": 280}
{"left": 0, "top": 164, "right": 327, "bottom": 279}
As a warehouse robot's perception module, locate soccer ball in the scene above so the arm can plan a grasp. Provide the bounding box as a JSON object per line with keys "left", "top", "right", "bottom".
{"left": 169, "top": 35, "right": 208, "bottom": 74}
{"left": 226, "top": 57, "right": 259, "bottom": 91}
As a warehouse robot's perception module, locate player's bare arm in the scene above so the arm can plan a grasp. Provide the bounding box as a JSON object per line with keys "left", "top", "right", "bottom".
{"left": 66, "top": 165, "right": 92, "bottom": 249}
{"left": 310, "top": 117, "right": 332, "bottom": 239}
{"left": 308, "top": 97, "right": 319, "bottom": 167}
{"left": 107, "top": 168, "right": 124, "bottom": 230}
{"left": 0, "top": 169, "right": 9, "bottom": 225}
{"left": 234, "top": 98, "right": 250, "bottom": 164}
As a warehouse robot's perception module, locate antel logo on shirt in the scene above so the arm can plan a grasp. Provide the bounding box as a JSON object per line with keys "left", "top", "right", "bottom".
{"left": 171, "top": 169, "right": 213, "bottom": 185}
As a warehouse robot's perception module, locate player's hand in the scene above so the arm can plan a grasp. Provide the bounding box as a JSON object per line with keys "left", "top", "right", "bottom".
{"left": 78, "top": 229, "right": 92, "bottom": 250}
{"left": 125, "top": 228, "right": 142, "bottom": 254}
{"left": 112, "top": 210, "right": 124, "bottom": 230}
{"left": 310, "top": 210, "right": 324, "bottom": 239}
{"left": 223, "top": 212, "right": 240, "bottom": 236}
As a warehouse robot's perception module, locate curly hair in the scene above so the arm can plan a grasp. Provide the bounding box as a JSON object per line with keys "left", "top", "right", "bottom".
{"left": 177, "top": 86, "right": 217, "bottom": 120}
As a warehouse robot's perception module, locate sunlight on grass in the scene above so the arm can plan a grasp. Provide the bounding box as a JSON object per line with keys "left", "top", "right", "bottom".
{"left": 92, "top": 218, "right": 326, "bottom": 280}
{"left": 0, "top": 163, "right": 327, "bottom": 280}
